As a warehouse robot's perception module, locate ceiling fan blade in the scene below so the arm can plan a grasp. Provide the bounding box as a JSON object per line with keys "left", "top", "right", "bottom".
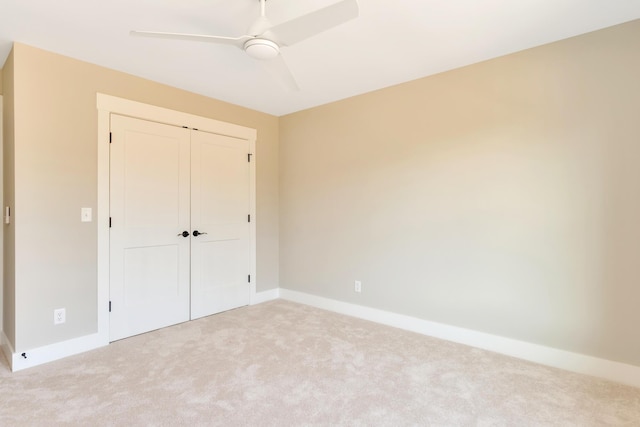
{"left": 267, "top": 0, "right": 359, "bottom": 47}
{"left": 131, "top": 30, "right": 251, "bottom": 48}
{"left": 258, "top": 55, "right": 300, "bottom": 92}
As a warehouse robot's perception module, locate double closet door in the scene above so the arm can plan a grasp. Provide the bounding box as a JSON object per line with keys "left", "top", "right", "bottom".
{"left": 109, "top": 115, "right": 251, "bottom": 342}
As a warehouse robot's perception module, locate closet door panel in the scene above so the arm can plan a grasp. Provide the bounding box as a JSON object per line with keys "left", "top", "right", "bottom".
{"left": 109, "top": 115, "right": 191, "bottom": 341}
{"left": 191, "top": 131, "right": 250, "bottom": 319}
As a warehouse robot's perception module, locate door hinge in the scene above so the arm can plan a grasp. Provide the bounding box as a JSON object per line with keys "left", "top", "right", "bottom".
{"left": 248, "top": 214, "right": 251, "bottom": 223}
{"left": 248, "top": 153, "right": 252, "bottom": 162}
{"left": 248, "top": 275, "right": 251, "bottom": 283}
{"left": 109, "top": 217, "right": 112, "bottom": 228}
{"left": 109, "top": 301, "right": 112, "bottom": 312}
{"left": 109, "top": 132, "right": 112, "bottom": 143}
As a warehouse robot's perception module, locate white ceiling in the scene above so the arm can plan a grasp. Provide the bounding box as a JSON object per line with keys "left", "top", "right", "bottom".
{"left": 1, "top": 1, "right": 639, "bottom": 116}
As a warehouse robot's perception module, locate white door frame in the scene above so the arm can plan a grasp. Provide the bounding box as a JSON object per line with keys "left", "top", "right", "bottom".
{"left": 96, "top": 94, "right": 257, "bottom": 345}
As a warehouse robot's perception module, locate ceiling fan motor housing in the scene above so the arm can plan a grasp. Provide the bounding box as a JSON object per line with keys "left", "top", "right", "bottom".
{"left": 244, "top": 38, "right": 280, "bottom": 60}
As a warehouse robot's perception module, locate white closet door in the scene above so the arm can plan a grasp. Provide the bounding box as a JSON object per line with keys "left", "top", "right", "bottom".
{"left": 109, "top": 115, "right": 191, "bottom": 341}
{"left": 190, "top": 131, "right": 251, "bottom": 319}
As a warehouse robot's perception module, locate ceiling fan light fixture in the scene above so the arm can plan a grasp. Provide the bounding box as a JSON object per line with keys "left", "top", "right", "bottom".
{"left": 244, "top": 38, "right": 280, "bottom": 60}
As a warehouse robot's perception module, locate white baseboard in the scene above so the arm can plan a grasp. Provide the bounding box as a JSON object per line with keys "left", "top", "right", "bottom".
{"left": 1, "top": 330, "right": 15, "bottom": 370}
{"left": 279, "top": 288, "right": 640, "bottom": 389}
{"left": 8, "top": 333, "right": 107, "bottom": 372}
{"left": 251, "top": 287, "right": 280, "bottom": 305}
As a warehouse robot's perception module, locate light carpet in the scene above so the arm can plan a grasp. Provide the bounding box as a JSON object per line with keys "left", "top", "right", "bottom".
{"left": 1, "top": 300, "right": 639, "bottom": 426}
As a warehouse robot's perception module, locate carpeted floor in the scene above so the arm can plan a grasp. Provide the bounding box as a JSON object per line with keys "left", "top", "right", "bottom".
{"left": 1, "top": 300, "right": 639, "bottom": 426}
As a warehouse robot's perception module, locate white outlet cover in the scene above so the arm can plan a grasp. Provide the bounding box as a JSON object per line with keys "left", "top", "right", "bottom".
{"left": 355, "top": 281, "right": 362, "bottom": 293}
{"left": 54, "top": 308, "right": 66, "bottom": 325}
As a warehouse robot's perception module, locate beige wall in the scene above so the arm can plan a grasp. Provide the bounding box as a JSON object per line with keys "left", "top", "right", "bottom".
{"left": 280, "top": 20, "right": 640, "bottom": 366}
{"left": 7, "top": 43, "right": 279, "bottom": 351}
{"left": 2, "top": 50, "right": 15, "bottom": 346}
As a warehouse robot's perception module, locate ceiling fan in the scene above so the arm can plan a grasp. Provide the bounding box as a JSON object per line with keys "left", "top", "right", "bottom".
{"left": 131, "top": 0, "right": 360, "bottom": 91}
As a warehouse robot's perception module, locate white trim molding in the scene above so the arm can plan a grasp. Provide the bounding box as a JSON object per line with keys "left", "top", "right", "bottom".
{"left": 6, "top": 332, "right": 104, "bottom": 372}
{"left": 96, "top": 94, "right": 256, "bottom": 141}
{"left": 279, "top": 288, "right": 640, "bottom": 389}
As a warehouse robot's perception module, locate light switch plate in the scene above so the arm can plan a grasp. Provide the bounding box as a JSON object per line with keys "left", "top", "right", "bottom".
{"left": 81, "top": 207, "right": 92, "bottom": 222}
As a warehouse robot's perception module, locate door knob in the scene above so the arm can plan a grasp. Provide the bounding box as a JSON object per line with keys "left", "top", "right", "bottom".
{"left": 193, "top": 230, "right": 208, "bottom": 237}
{"left": 178, "top": 231, "right": 190, "bottom": 237}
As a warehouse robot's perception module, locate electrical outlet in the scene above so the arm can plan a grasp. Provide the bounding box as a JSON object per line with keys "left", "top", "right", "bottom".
{"left": 354, "top": 280, "right": 362, "bottom": 293}
{"left": 54, "top": 308, "right": 66, "bottom": 325}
